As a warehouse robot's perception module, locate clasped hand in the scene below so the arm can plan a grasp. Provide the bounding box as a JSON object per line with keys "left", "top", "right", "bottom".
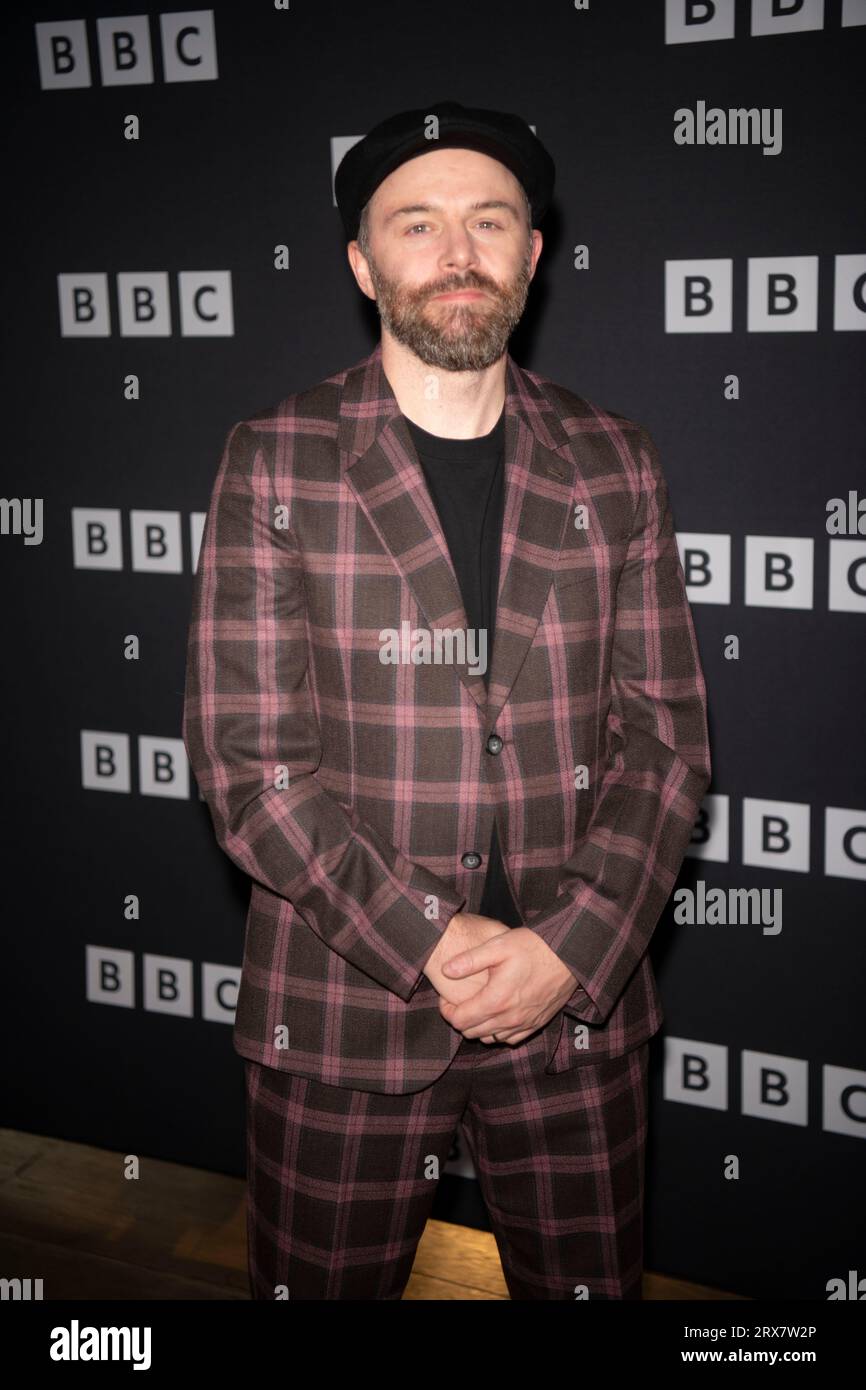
{"left": 423, "top": 913, "right": 578, "bottom": 1046}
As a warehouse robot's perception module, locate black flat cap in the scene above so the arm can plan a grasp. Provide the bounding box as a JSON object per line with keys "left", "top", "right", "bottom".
{"left": 335, "top": 99, "right": 555, "bottom": 243}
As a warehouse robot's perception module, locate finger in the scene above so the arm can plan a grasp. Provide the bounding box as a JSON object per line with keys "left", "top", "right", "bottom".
{"left": 445, "top": 985, "right": 502, "bottom": 1034}
{"left": 479, "top": 1026, "right": 521, "bottom": 1040}
{"left": 459, "top": 1013, "right": 514, "bottom": 1039}
{"left": 478, "top": 1022, "right": 537, "bottom": 1045}
{"left": 441, "top": 938, "right": 510, "bottom": 978}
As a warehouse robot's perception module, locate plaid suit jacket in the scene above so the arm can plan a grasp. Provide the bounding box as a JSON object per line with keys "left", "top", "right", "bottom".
{"left": 182, "top": 342, "right": 711, "bottom": 1095}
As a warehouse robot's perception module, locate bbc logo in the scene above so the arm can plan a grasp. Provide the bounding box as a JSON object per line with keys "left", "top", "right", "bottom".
{"left": 35, "top": 11, "right": 218, "bottom": 89}
{"left": 58, "top": 272, "right": 234, "bottom": 338}
{"left": 665, "top": 0, "right": 866, "bottom": 44}
{"left": 663, "top": 1038, "right": 864, "bottom": 1140}
{"left": 665, "top": 257, "right": 866, "bottom": 332}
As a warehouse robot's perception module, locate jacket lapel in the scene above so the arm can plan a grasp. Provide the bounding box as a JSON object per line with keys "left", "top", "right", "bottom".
{"left": 339, "top": 342, "right": 580, "bottom": 729}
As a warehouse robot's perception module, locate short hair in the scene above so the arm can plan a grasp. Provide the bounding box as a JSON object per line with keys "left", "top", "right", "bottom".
{"left": 356, "top": 182, "right": 532, "bottom": 258}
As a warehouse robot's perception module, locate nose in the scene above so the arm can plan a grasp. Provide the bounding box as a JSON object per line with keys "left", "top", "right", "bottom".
{"left": 438, "top": 222, "right": 479, "bottom": 272}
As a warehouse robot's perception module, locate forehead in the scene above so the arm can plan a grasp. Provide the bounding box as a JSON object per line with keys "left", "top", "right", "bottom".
{"left": 370, "top": 146, "right": 523, "bottom": 218}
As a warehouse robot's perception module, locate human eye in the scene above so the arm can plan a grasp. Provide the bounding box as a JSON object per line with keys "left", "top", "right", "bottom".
{"left": 405, "top": 223, "right": 430, "bottom": 235}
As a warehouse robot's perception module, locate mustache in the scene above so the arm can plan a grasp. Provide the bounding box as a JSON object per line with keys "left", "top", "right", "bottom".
{"left": 425, "top": 275, "right": 498, "bottom": 297}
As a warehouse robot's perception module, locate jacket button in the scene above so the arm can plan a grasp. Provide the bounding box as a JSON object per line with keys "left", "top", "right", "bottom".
{"left": 485, "top": 733, "right": 503, "bottom": 755}
{"left": 461, "top": 851, "right": 482, "bottom": 869}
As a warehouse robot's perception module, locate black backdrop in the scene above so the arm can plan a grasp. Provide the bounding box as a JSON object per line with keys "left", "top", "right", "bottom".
{"left": 2, "top": 1, "right": 864, "bottom": 1301}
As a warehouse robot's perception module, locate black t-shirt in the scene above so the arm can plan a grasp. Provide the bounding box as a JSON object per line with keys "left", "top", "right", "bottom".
{"left": 404, "top": 406, "right": 523, "bottom": 929}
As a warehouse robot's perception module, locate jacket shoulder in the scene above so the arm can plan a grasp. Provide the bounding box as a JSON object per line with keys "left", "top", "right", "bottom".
{"left": 525, "top": 366, "right": 648, "bottom": 444}
{"left": 238, "top": 360, "right": 349, "bottom": 436}
{"left": 522, "top": 370, "right": 664, "bottom": 526}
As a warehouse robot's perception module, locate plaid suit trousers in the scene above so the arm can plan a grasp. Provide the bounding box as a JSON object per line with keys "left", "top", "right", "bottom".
{"left": 244, "top": 1026, "right": 650, "bottom": 1301}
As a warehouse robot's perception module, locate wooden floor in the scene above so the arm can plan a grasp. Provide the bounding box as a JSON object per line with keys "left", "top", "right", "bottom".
{"left": 0, "top": 1129, "right": 746, "bottom": 1301}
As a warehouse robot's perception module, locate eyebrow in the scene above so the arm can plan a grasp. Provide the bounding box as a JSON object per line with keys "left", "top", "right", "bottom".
{"left": 383, "top": 199, "right": 521, "bottom": 225}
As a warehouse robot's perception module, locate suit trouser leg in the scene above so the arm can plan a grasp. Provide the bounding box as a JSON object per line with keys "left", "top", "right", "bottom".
{"left": 461, "top": 1036, "right": 650, "bottom": 1300}
{"left": 242, "top": 1043, "right": 479, "bottom": 1300}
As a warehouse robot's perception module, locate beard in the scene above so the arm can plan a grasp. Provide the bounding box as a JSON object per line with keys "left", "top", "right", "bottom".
{"left": 364, "top": 239, "right": 534, "bottom": 372}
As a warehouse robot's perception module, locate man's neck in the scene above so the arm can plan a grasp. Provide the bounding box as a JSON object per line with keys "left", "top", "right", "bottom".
{"left": 380, "top": 331, "right": 507, "bottom": 440}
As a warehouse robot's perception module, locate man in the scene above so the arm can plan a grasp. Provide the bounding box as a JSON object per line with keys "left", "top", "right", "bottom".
{"left": 182, "top": 100, "right": 712, "bottom": 1301}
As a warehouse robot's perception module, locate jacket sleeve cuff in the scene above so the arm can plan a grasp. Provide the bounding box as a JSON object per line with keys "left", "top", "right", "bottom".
{"left": 526, "top": 893, "right": 604, "bottom": 1024}
{"left": 400, "top": 887, "right": 468, "bottom": 1000}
